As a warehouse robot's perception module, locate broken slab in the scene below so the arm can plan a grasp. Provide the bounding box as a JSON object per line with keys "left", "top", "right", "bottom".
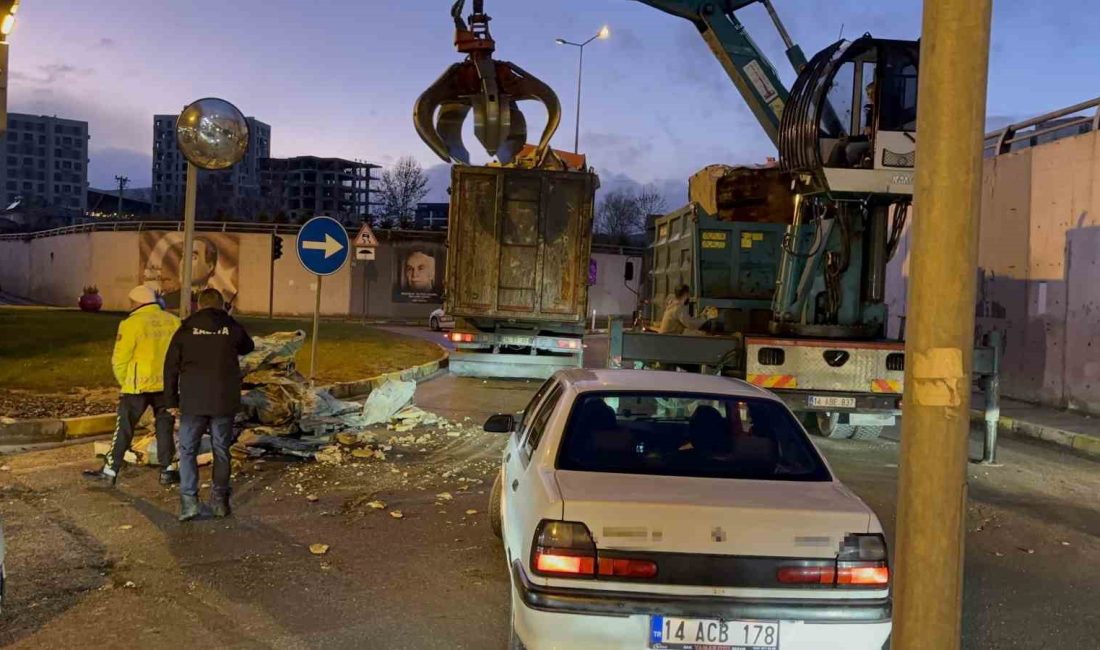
{"left": 361, "top": 380, "right": 416, "bottom": 426}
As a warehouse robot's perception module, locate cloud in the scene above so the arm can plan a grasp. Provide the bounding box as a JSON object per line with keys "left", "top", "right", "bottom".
{"left": 583, "top": 132, "right": 655, "bottom": 171}
{"left": 95, "top": 38, "right": 116, "bottom": 49}
{"left": 11, "top": 63, "right": 94, "bottom": 86}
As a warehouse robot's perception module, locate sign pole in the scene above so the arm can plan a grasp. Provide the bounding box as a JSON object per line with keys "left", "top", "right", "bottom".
{"left": 180, "top": 162, "right": 198, "bottom": 318}
{"left": 310, "top": 275, "right": 322, "bottom": 383}
{"left": 269, "top": 234, "right": 276, "bottom": 319}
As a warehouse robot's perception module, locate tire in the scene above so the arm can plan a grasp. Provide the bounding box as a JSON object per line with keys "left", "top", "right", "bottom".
{"left": 852, "top": 425, "right": 884, "bottom": 441}
{"left": 812, "top": 412, "right": 856, "bottom": 440}
{"left": 489, "top": 472, "right": 503, "bottom": 539}
{"left": 430, "top": 316, "right": 440, "bottom": 331}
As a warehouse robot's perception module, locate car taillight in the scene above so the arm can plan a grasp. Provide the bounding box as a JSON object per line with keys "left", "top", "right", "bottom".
{"left": 531, "top": 520, "right": 657, "bottom": 579}
{"left": 776, "top": 565, "right": 835, "bottom": 585}
{"left": 556, "top": 339, "right": 580, "bottom": 350}
{"left": 777, "top": 533, "right": 889, "bottom": 587}
{"left": 449, "top": 332, "right": 475, "bottom": 343}
{"left": 598, "top": 557, "right": 658, "bottom": 578}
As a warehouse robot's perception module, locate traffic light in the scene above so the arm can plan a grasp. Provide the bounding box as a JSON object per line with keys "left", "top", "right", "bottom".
{"left": 272, "top": 235, "right": 283, "bottom": 261}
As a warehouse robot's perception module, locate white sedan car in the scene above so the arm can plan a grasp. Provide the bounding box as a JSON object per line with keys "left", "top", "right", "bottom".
{"left": 486, "top": 369, "right": 891, "bottom": 650}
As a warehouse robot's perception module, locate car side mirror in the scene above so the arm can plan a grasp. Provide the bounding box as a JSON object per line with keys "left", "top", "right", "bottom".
{"left": 624, "top": 261, "right": 635, "bottom": 282}
{"left": 483, "top": 413, "right": 515, "bottom": 433}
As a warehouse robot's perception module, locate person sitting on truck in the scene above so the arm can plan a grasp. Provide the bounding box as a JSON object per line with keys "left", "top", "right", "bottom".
{"left": 658, "top": 285, "right": 718, "bottom": 335}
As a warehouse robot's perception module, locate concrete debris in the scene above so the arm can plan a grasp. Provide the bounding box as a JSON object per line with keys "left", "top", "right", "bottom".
{"left": 465, "top": 509, "right": 478, "bottom": 516}
{"left": 362, "top": 380, "right": 417, "bottom": 425}
{"left": 315, "top": 446, "right": 345, "bottom": 465}
{"left": 436, "top": 492, "right": 453, "bottom": 501}
{"left": 309, "top": 543, "right": 330, "bottom": 555}
{"left": 306, "top": 494, "right": 319, "bottom": 502}
{"left": 389, "top": 510, "right": 404, "bottom": 519}
{"left": 367, "top": 501, "right": 387, "bottom": 509}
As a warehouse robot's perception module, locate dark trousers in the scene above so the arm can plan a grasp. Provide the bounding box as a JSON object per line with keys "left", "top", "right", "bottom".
{"left": 105, "top": 392, "right": 175, "bottom": 472}
{"left": 178, "top": 415, "right": 234, "bottom": 498}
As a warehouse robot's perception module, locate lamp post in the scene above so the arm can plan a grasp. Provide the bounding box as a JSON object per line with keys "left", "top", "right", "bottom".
{"left": 555, "top": 25, "right": 609, "bottom": 154}
{"left": 175, "top": 98, "right": 250, "bottom": 318}
{"left": 0, "top": 0, "right": 22, "bottom": 136}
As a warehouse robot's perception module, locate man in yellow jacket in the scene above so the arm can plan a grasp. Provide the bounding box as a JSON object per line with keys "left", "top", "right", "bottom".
{"left": 84, "top": 286, "right": 180, "bottom": 486}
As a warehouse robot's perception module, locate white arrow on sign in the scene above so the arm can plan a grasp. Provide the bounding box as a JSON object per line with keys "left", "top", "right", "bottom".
{"left": 302, "top": 233, "right": 345, "bottom": 259}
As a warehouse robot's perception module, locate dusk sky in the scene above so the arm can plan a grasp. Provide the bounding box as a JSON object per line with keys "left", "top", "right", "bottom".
{"left": 9, "top": 1, "right": 1099, "bottom": 203}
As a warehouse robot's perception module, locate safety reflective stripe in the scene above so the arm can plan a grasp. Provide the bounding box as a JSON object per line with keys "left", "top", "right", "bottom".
{"left": 870, "top": 379, "right": 902, "bottom": 393}
{"left": 104, "top": 411, "right": 123, "bottom": 471}
{"left": 747, "top": 374, "right": 798, "bottom": 389}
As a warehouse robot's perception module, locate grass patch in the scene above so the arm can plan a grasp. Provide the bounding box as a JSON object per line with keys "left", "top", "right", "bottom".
{"left": 0, "top": 308, "right": 442, "bottom": 393}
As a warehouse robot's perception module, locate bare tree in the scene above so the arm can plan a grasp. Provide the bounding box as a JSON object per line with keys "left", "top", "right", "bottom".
{"left": 376, "top": 156, "right": 430, "bottom": 229}
{"left": 596, "top": 185, "right": 667, "bottom": 243}
{"left": 634, "top": 184, "right": 668, "bottom": 221}
{"left": 596, "top": 189, "right": 642, "bottom": 242}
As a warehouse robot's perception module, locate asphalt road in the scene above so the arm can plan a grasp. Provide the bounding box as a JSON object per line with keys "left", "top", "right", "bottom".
{"left": 0, "top": 330, "right": 1097, "bottom": 648}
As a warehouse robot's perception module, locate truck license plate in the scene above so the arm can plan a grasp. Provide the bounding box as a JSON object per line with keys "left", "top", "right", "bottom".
{"left": 808, "top": 395, "right": 857, "bottom": 409}
{"left": 650, "top": 616, "right": 779, "bottom": 649}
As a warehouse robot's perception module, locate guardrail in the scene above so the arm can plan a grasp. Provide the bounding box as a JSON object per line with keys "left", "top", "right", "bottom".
{"left": 984, "top": 96, "right": 1100, "bottom": 157}
{"left": 0, "top": 221, "right": 444, "bottom": 241}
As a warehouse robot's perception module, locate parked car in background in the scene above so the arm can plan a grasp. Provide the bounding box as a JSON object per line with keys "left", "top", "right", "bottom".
{"left": 429, "top": 308, "right": 454, "bottom": 332}
{"left": 486, "top": 369, "right": 892, "bottom": 650}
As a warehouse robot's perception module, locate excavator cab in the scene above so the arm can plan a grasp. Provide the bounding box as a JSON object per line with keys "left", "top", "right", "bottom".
{"left": 780, "top": 36, "right": 919, "bottom": 198}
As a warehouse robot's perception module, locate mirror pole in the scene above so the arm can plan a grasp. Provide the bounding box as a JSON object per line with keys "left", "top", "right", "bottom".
{"left": 180, "top": 162, "right": 198, "bottom": 319}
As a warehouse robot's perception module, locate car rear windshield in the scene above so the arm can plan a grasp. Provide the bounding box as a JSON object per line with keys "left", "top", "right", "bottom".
{"left": 556, "top": 392, "right": 831, "bottom": 481}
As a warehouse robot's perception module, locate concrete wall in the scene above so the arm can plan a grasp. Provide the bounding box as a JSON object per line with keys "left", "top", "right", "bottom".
{"left": 0, "top": 229, "right": 673, "bottom": 331}
{"left": 887, "top": 129, "right": 1100, "bottom": 413}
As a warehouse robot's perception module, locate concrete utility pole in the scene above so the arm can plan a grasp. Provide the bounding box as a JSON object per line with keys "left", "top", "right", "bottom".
{"left": 114, "top": 175, "right": 129, "bottom": 216}
{"left": 892, "top": 1, "right": 993, "bottom": 649}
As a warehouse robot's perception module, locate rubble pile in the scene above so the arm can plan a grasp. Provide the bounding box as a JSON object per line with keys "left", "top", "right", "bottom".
{"left": 231, "top": 331, "right": 481, "bottom": 463}
{"left": 93, "top": 331, "right": 486, "bottom": 471}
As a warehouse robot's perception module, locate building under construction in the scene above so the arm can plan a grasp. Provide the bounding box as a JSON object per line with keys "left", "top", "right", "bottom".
{"left": 260, "top": 156, "right": 378, "bottom": 225}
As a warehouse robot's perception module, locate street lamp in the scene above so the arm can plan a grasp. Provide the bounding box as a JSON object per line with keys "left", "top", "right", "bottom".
{"left": 0, "top": 0, "right": 21, "bottom": 136}
{"left": 556, "top": 24, "right": 610, "bottom": 154}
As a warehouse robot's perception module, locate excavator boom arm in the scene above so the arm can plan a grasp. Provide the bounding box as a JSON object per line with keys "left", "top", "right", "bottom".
{"left": 632, "top": 0, "right": 805, "bottom": 149}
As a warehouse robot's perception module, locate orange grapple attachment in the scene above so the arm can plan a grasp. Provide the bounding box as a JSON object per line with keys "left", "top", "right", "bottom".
{"left": 414, "top": 0, "right": 561, "bottom": 165}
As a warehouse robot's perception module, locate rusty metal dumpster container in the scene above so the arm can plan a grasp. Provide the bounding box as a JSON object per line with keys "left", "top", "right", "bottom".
{"left": 445, "top": 164, "right": 598, "bottom": 378}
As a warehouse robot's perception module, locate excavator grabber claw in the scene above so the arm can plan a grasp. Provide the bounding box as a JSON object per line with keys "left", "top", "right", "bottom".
{"left": 414, "top": 0, "right": 562, "bottom": 165}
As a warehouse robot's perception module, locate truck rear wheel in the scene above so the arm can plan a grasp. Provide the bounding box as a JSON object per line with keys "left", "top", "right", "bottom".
{"left": 852, "top": 426, "right": 884, "bottom": 441}
{"left": 812, "top": 412, "right": 856, "bottom": 440}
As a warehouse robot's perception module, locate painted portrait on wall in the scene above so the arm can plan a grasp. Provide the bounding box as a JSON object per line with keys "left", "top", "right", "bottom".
{"left": 139, "top": 232, "right": 240, "bottom": 311}
{"left": 393, "top": 242, "right": 444, "bottom": 303}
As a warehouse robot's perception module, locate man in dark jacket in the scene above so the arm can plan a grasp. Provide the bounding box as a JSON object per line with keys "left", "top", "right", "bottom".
{"left": 164, "top": 288, "right": 255, "bottom": 522}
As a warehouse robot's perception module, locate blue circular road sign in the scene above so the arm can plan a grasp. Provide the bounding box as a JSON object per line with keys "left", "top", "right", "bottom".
{"left": 296, "top": 216, "right": 351, "bottom": 276}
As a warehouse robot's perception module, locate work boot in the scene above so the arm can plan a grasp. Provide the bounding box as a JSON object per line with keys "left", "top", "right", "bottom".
{"left": 209, "top": 493, "right": 231, "bottom": 519}
{"left": 179, "top": 495, "right": 202, "bottom": 522}
{"left": 159, "top": 469, "right": 181, "bottom": 486}
{"left": 82, "top": 467, "right": 118, "bottom": 486}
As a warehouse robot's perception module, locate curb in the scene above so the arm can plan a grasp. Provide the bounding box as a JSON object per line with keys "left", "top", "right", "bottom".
{"left": 326, "top": 349, "right": 449, "bottom": 399}
{"left": 970, "top": 409, "right": 1100, "bottom": 460}
{"left": 0, "top": 348, "right": 450, "bottom": 445}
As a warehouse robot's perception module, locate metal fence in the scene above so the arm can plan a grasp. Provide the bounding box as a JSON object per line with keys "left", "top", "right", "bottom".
{"left": 984, "top": 96, "right": 1100, "bottom": 157}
